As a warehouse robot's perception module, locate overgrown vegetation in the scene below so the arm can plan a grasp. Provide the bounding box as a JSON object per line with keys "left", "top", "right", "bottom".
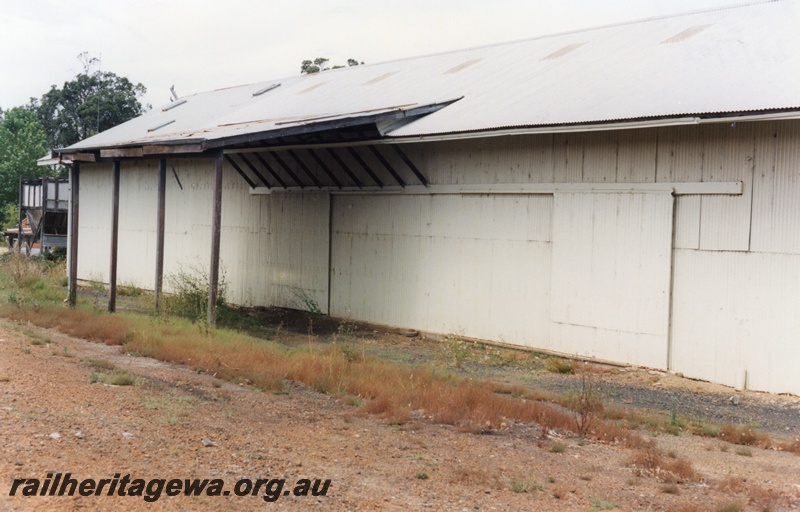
{"left": 589, "top": 496, "right": 620, "bottom": 511}
{"left": 288, "top": 287, "right": 323, "bottom": 317}
{"left": 441, "top": 332, "right": 470, "bottom": 369}
{"left": 0, "top": 253, "right": 646, "bottom": 445}
{"left": 89, "top": 370, "right": 137, "bottom": 386}
{"left": 1, "top": 203, "right": 19, "bottom": 231}
{"left": 161, "top": 264, "right": 232, "bottom": 326}
{"left": 569, "top": 372, "right": 604, "bottom": 436}
{"left": 545, "top": 356, "right": 577, "bottom": 374}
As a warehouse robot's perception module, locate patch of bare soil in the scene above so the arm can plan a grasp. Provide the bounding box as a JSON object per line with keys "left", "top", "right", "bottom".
{"left": 1, "top": 318, "right": 800, "bottom": 511}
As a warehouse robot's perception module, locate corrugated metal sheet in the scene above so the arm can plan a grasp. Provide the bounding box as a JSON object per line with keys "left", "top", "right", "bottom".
{"left": 655, "top": 126, "right": 703, "bottom": 249}
{"left": 698, "top": 124, "right": 755, "bottom": 251}
{"left": 76, "top": 160, "right": 329, "bottom": 309}
{"left": 73, "top": 120, "right": 800, "bottom": 394}
{"left": 671, "top": 249, "right": 800, "bottom": 394}
{"left": 65, "top": 0, "right": 799, "bottom": 152}
{"left": 615, "top": 129, "right": 657, "bottom": 183}
{"left": 750, "top": 121, "right": 800, "bottom": 254}
{"left": 550, "top": 192, "right": 674, "bottom": 369}
{"left": 268, "top": 193, "right": 330, "bottom": 311}
{"left": 329, "top": 194, "right": 553, "bottom": 344}
{"left": 76, "top": 170, "right": 113, "bottom": 282}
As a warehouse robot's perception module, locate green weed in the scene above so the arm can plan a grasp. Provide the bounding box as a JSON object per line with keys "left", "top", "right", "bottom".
{"left": 545, "top": 356, "right": 576, "bottom": 374}
{"left": 442, "top": 333, "right": 470, "bottom": 369}
{"left": 589, "top": 496, "right": 620, "bottom": 511}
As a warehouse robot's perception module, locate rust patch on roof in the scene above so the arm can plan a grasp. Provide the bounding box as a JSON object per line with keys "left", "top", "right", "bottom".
{"left": 541, "top": 42, "right": 586, "bottom": 61}
{"left": 662, "top": 24, "right": 713, "bottom": 43}
{"left": 444, "top": 58, "right": 482, "bottom": 74}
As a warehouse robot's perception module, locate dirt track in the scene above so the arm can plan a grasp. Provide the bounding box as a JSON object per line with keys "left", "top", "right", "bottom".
{"left": 1, "top": 318, "right": 800, "bottom": 511}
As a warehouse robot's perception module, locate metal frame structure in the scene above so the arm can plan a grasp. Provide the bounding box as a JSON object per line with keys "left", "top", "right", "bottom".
{"left": 3, "top": 177, "right": 69, "bottom": 254}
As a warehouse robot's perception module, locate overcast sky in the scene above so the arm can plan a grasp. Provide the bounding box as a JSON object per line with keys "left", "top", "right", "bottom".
{"left": 1, "top": 0, "right": 749, "bottom": 111}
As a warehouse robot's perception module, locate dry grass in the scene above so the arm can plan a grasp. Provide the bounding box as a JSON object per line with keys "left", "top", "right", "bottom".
{"left": 550, "top": 485, "right": 567, "bottom": 500}
{"left": 677, "top": 506, "right": 708, "bottom": 512}
{"left": 718, "top": 424, "right": 772, "bottom": 448}
{"left": 717, "top": 476, "right": 749, "bottom": 495}
{"left": 715, "top": 504, "right": 744, "bottom": 512}
{"left": 716, "top": 476, "right": 786, "bottom": 511}
{"left": 628, "top": 445, "right": 698, "bottom": 483}
{"left": 0, "top": 303, "right": 653, "bottom": 446}
{"left": 661, "top": 483, "right": 680, "bottom": 494}
{"left": 1, "top": 307, "right": 132, "bottom": 346}
{"left": 775, "top": 438, "right": 800, "bottom": 454}
{"left": 569, "top": 372, "right": 603, "bottom": 436}
{"left": 447, "top": 466, "right": 497, "bottom": 486}
{"left": 545, "top": 356, "right": 576, "bottom": 374}
{"left": 86, "top": 358, "right": 117, "bottom": 371}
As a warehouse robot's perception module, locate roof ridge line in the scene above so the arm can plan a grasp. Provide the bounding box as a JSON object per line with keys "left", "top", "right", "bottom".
{"left": 332, "top": 0, "right": 781, "bottom": 69}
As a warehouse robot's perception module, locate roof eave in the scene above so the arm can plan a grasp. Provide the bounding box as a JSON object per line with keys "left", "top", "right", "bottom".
{"left": 385, "top": 108, "right": 800, "bottom": 143}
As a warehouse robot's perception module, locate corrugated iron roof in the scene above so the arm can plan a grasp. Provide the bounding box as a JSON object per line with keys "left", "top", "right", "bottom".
{"left": 64, "top": 0, "right": 800, "bottom": 153}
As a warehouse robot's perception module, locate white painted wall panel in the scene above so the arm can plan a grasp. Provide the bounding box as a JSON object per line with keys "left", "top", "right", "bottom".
{"left": 750, "top": 121, "right": 800, "bottom": 254}
{"left": 550, "top": 192, "right": 673, "bottom": 368}
{"left": 582, "top": 131, "right": 619, "bottom": 183}
{"left": 409, "top": 135, "right": 558, "bottom": 185}
{"left": 671, "top": 249, "right": 800, "bottom": 394}
{"left": 162, "top": 159, "right": 263, "bottom": 306}
{"left": 75, "top": 120, "right": 800, "bottom": 395}
{"left": 616, "top": 129, "right": 657, "bottom": 183}
{"left": 268, "top": 193, "right": 330, "bottom": 312}
{"left": 77, "top": 161, "right": 328, "bottom": 310}
{"left": 699, "top": 124, "right": 755, "bottom": 251}
{"left": 116, "top": 162, "right": 159, "bottom": 289}
{"left": 76, "top": 168, "right": 113, "bottom": 283}
{"left": 655, "top": 126, "right": 703, "bottom": 250}
{"left": 552, "top": 133, "right": 584, "bottom": 183}
{"left": 330, "top": 194, "right": 552, "bottom": 345}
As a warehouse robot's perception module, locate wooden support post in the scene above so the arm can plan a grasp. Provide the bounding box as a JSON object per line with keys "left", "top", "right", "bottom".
{"left": 41, "top": 177, "right": 48, "bottom": 252}
{"left": 154, "top": 159, "right": 167, "bottom": 313}
{"left": 108, "top": 161, "right": 121, "bottom": 313}
{"left": 68, "top": 163, "right": 80, "bottom": 306}
{"left": 16, "top": 177, "right": 22, "bottom": 253}
{"left": 208, "top": 153, "right": 223, "bottom": 327}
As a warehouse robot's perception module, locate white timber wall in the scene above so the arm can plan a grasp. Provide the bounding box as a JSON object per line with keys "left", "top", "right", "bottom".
{"left": 77, "top": 119, "right": 800, "bottom": 394}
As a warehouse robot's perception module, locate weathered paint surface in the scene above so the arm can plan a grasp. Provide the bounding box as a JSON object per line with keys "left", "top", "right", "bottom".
{"left": 77, "top": 160, "right": 328, "bottom": 311}
{"left": 671, "top": 249, "right": 800, "bottom": 394}
{"left": 76, "top": 120, "right": 800, "bottom": 394}
{"left": 329, "top": 194, "right": 552, "bottom": 344}
{"left": 550, "top": 192, "right": 673, "bottom": 369}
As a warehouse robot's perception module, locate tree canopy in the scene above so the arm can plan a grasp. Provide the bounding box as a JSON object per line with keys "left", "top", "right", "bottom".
{"left": 301, "top": 57, "right": 363, "bottom": 74}
{"left": 30, "top": 53, "right": 148, "bottom": 149}
{"left": 0, "top": 53, "right": 149, "bottom": 226}
{"left": 0, "top": 107, "right": 51, "bottom": 216}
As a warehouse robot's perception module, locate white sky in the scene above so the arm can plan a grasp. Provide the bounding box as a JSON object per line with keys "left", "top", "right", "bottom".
{"left": 1, "top": 0, "right": 749, "bottom": 111}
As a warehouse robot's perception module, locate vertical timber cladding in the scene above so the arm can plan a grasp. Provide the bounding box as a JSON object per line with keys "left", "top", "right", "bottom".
{"left": 550, "top": 191, "right": 675, "bottom": 369}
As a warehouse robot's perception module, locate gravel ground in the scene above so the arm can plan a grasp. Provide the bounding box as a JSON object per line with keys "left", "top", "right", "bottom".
{"left": 532, "top": 373, "right": 800, "bottom": 437}
{"left": 2, "top": 311, "right": 800, "bottom": 511}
